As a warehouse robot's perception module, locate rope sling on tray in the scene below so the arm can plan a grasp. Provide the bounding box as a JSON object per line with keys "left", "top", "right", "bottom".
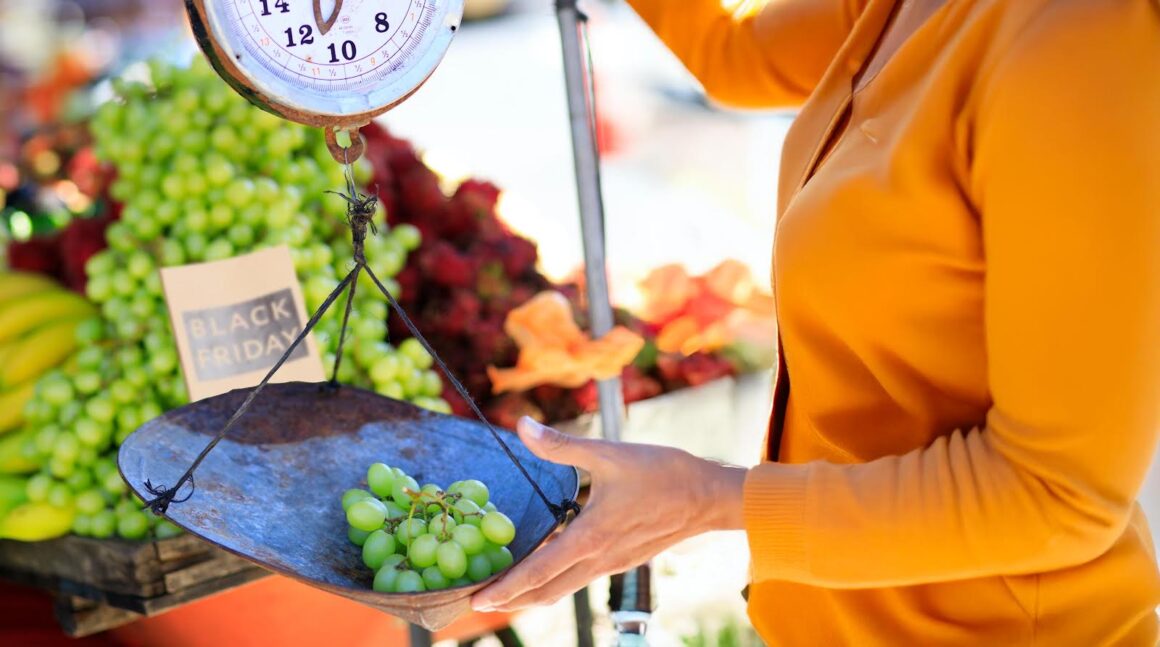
{"left": 142, "top": 156, "right": 581, "bottom": 526}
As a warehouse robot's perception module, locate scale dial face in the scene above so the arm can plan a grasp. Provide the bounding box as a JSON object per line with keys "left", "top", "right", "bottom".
{"left": 186, "top": 0, "right": 464, "bottom": 127}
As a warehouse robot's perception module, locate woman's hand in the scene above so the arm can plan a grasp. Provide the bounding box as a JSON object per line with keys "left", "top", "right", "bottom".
{"left": 470, "top": 416, "right": 748, "bottom": 613}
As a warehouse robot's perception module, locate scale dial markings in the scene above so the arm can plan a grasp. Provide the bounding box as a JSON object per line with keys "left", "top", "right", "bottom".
{"left": 187, "top": 0, "right": 463, "bottom": 126}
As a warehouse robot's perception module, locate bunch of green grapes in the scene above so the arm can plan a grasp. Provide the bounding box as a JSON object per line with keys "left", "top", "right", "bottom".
{"left": 15, "top": 56, "right": 448, "bottom": 541}
{"left": 343, "top": 464, "right": 517, "bottom": 592}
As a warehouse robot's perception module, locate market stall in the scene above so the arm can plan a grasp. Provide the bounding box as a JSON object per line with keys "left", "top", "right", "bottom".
{"left": 0, "top": 1, "right": 781, "bottom": 645}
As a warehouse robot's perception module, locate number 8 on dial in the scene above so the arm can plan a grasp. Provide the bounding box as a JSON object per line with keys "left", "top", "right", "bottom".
{"left": 185, "top": 0, "right": 464, "bottom": 129}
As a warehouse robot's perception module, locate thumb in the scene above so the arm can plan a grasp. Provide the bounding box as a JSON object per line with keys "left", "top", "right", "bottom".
{"left": 516, "top": 416, "right": 607, "bottom": 471}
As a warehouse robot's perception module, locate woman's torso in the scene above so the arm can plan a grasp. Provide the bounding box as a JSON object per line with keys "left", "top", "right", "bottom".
{"left": 755, "top": 0, "right": 1160, "bottom": 644}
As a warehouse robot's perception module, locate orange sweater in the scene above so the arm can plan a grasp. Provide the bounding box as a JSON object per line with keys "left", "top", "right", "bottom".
{"left": 626, "top": 0, "right": 1160, "bottom": 644}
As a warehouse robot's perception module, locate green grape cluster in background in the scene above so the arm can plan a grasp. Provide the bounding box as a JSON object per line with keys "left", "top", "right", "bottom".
{"left": 15, "top": 56, "right": 448, "bottom": 542}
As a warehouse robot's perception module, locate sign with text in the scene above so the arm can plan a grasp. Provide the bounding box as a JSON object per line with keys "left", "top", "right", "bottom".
{"left": 161, "top": 246, "right": 325, "bottom": 402}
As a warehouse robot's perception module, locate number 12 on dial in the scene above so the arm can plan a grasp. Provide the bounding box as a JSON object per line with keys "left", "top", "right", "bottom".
{"left": 185, "top": 0, "right": 463, "bottom": 127}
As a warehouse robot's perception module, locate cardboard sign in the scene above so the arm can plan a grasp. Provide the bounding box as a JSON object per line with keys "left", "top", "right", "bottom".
{"left": 161, "top": 246, "right": 325, "bottom": 402}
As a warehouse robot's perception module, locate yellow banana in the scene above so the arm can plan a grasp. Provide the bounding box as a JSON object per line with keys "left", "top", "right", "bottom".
{"left": 0, "top": 501, "right": 74, "bottom": 541}
{"left": 0, "top": 341, "right": 15, "bottom": 367}
{"left": 0, "top": 271, "right": 58, "bottom": 306}
{"left": 0, "top": 289, "right": 95, "bottom": 345}
{"left": 0, "top": 430, "right": 38, "bottom": 474}
{"left": 0, "top": 317, "right": 84, "bottom": 388}
{"left": 0, "top": 381, "right": 36, "bottom": 435}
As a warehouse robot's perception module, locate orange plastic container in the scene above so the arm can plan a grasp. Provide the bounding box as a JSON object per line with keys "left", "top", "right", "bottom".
{"left": 110, "top": 576, "right": 513, "bottom": 647}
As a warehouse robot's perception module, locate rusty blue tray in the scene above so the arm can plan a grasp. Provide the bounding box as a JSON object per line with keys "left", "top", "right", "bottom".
{"left": 117, "top": 381, "right": 578, "bottom": 630}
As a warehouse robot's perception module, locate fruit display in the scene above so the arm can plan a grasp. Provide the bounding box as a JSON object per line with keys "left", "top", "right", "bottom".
{"left": 342, "top": 464, "right": 515, "bottom": 592}
{"left": 0, "top": 271, "right": 95, "bottom": 436}
{"left": 0, "top": 57, "right": 448, "bottom": 542}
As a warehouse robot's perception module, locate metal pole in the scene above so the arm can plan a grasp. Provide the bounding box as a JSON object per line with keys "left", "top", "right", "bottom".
{"left": 554, "top": 0, "right": 624, "bottom": 443}
{"left": 554, "top": 3, "right": 652, "bottom": 645}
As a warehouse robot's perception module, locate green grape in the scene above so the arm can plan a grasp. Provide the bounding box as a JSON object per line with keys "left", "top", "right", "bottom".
{"left": 52, "top": 432, "right": 80, "bottom": 463}
{"left": 383, "top": 500, "right": 408, "bottom": 520}
{"left": 76, "top": 489, "right": 106, "bottom": 515}
{"left": 74, "top": 371, "right": 102, "bottom": 395}
{"left": 484, "top": 545, "right": 514, "bottom": 573}
{"left": 449, "top": 577, "right": 473, "bottom": 588}
{"left": 418, "top": 372, "right": 444, "bottom": 398}
{"left": 451, "top": 524, "right": 486, "bottom": 555}
{"left": 347, "top": 498, "right": 388, "bottom": 532}
{"left": 74, "top": 417, "right": 108, "bottom": 448}
{"left": 366, "top": 463, "right": 395, "bottom": 498}
{"left": 397, "top": 338, "right": 433, "bottom": 371}
{"left": 102, "top": 470, "right": 128, "bottom": 496}
{"left": 34, "top": 426, "right": 60, "bottom": 457}
{"left": 392, "top": 224, "right": 422, "bottom": 251}
{"left": 115, "top": 499, "right": 139, "bottom": 517}
{"left": 466, "top": 554, "right": 492, "bottom": 583}
{"left": 72, "top": 513, "right": 93, "bottom": 536}
{"left": 66, "top": 469, "right": 94, "bottom": 492}
{"left": 390, "top": 474, "right": 420, "bottom": 508}
{"left": 93, "top": 457, "right": 117, "bottom": 480}
{"left": 362, "top": 530, "right": 397, "bottom": 570}
{"left": 407, "top": 534, "right": 439, "bottom": 568}
{"left": 394, "top": 518, "right": 426, "bottom": 547}
{"left": 368, "top": 355, "right": 400, "bottom": 385}
{"left": 85, "top": 396, "right": 116, "bottom": 424}
{"left": 47, "top": 483, "right": 73, "bottom": 508}
{"left": 91, "top": 510, "right": 116, "bottom": 538}
{"left": 37, "top": 375, "right": 72, "bottom": 407}
{"left": 422, "top": 566, "right": 449, "bottom": 591}
{"left": 450, "top": 480, "right": 489, "bottom": 508}
{"left": 204, "top": 239, "right": 235, "bottom": 261}
{"left": 418, "top": 484, "right": 441, "bottom": 503}
{"left": 483, "top": 502, "right": 498, "bottom": 514}
{"left": 348, "top": 526, "right": 371, "bottom": 547}
{"left": 392, "top": 570, "right": 426, "bottom": 593}
{"left": 373, "top": 563, "right": 402, "bottom": 593}
{"left": 436, "top": 541, "right": 468, "bottom": 579}
{"left": 480, "top": 512, "right": 516, "bottom": 546}
{"left": 109, "top": 380, "right": 137, "bottom": 405}
{"left": 342, "top": 488, "right": 373, "bottom": 511}
{"left": 49, "top": 457, "right": 75, "bottom": 479}
{"left": 26, "top": 474, "right": 52, "bottom": 503}
{"left": 118, "top": 511, "right": 150, "bottom": 540}
{"left": 428, "top": 514, "right": 456, "bottom": 537}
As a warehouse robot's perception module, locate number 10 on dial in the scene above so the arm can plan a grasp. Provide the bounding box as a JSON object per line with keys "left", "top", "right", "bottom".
{"left": 185, "top": 0, "right": 464, "bottom": 130}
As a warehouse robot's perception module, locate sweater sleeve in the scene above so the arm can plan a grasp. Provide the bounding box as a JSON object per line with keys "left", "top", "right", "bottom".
{"left": 624, "top": 0, "right": 868, "bottom": 108}
{"left": 743, "top": 1, "right": 1160, "bottom": 587}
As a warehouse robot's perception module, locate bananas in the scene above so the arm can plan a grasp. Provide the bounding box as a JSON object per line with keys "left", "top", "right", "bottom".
{"left": 0, "top": 289, "right": 95, "bottom": 345}
{"left": 0, "top": 430, "right": 38, "bottom": 475}
{"left": 0, "top": 272, "right": 97, "bottom": 436}
{"left": 0, "top": 382, "right": 35, "bottom": 434}
{"left": 0, "top": 271, "right": 58, "bottom": 305}
{"left": 0, "top": 501, "right": 75, "bottom": 541}
{"left": 0, "top": 318, "right": 84, "bottom": 389}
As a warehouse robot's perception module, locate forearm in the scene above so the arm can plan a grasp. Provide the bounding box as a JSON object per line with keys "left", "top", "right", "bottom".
{"left": 624, "top": 0, "right": 867, "bottom": 108}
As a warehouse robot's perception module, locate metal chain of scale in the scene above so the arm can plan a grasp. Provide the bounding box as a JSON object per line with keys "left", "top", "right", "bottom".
{"left": 142, "top": 131, "right": 581, "bottom": 525}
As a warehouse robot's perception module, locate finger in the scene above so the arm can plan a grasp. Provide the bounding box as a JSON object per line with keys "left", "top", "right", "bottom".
{"left": 471, "top": 514, "right": 599, "bottom": 610}
{"left": 483, "top": 558, "right": 604, "bottom": 612}
{"left": 516, "top": 416, "right": 610, "bottom": 471}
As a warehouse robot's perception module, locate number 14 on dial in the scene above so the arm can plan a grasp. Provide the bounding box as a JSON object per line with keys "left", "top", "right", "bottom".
{"left": 186, "top": 0, "right": 462, "bottom": 126}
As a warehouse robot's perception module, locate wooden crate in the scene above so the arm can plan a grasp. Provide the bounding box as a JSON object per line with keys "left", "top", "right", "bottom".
{"left": 0, "top": 534, "right": 267, "bottom": 637}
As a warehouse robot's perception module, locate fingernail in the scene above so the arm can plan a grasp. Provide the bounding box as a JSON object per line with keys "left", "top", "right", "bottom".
{"left": 475, "top": 605, "right": 495, "bottom": 613}
{"left": 521, "top": 416, "right": 544, "bottom": 440}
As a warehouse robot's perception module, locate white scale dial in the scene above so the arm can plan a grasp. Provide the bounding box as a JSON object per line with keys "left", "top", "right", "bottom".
{"left": 188, "top": 0, "right": 463, "bottom": 127}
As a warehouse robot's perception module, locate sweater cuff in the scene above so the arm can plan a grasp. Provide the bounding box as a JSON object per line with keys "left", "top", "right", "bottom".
{"left": 743, "top": 462, "right": 810, "bottom": 582}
